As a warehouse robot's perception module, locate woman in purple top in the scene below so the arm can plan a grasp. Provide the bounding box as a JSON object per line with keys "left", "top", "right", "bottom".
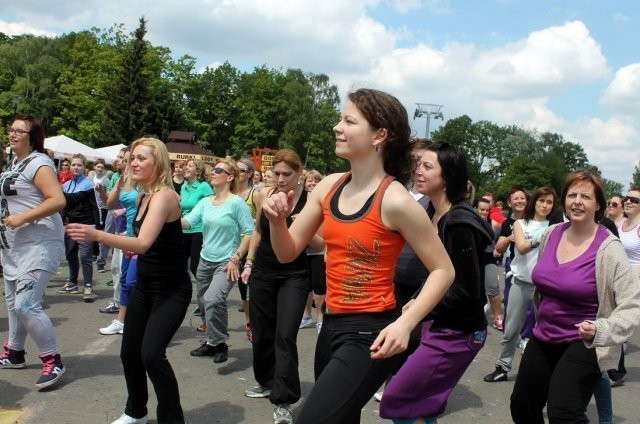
{"left": 510, "top": 169, "right": 640, "bottom": 424}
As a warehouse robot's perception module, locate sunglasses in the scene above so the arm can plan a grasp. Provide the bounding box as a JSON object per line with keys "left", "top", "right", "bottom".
{"left": 608, "top": 201, "right": 619, "bottom": 208}
{"left": 212, "top": 167, "right": 231, "bottom": 175}
{"left": 238, "top": 168, "right": 251, "bottom": 174}
{"left": 623, "top": 196, "right": 640, "bottom": 205}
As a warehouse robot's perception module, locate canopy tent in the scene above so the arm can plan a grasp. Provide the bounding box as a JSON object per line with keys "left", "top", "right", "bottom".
{"left": 95, "top": 144, "right": 127, "bottom": 165}
{"left": 44, "top": 135, "right": 105, "bottom": 162}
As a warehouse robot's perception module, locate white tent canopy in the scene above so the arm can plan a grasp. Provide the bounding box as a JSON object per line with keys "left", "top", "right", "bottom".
{"left": 95, "top": 144, "right": 126, "bottom": 165}
{"left": 44, "top": 135, "right": 105, "bottom": 162}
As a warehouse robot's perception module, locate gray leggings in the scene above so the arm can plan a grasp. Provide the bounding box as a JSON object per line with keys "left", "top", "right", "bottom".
{"left": 485, "top": 262, "right": 500, "bottom": 297}
{"left": 4, "top": 269, "right": 58, "bottom": 354}
{"left": 496, "top": 277, "right": 534, "bottom": 371}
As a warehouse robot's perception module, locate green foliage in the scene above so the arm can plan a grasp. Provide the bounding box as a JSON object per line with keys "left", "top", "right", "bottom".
{"left": 602, "top": 178, "right": 624, "bottom": 199}
{"left": 631, "top": 163, "right": 640, "bottom": 189}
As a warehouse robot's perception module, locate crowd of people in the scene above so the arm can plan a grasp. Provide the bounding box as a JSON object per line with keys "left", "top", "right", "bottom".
{"left": 1, "top": 88, "right": 640, "bottom": 424}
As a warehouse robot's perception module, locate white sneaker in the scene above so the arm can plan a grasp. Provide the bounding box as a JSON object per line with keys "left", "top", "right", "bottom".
{"left": 299, "top": 316, "right": 314, "bottom": 329}
{"left": 111, "top": 413, "right": 148, "bottom": 424}
{"left": 374, "top": 391, "right": 383, "bottom": 402}
{"left": 274, "top": 404, "right": 293, "bottom": 424}
{"left": 100, "top": 319, "right": 124, "bottom": 335}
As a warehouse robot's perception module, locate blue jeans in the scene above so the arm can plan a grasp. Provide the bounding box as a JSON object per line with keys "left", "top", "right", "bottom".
{"left": 65, "top": 234, "right": 93, "bottom": 286}
{"left": 195, "top": 258, "right": 235, "bottom": 346}
{"left": 594, "top": 372, "right": 614, "bottom": 424}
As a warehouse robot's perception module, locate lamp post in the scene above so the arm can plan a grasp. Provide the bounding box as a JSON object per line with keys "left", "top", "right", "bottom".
{"left": 413, "top": 103, "right": 444, "bottom": 139}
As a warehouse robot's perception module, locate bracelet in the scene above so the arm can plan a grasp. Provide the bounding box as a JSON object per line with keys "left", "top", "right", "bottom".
{"left": 243, "top": 264, "right": 253, "bottom": 269}
{"left": 229, "top": 256, "right": 241, "bottom": 265}
{"left": 236, "top": 250, "right": 243, "bottom": 259}
{"left": 246, "top": 255, "right": 255, "bottom": 261}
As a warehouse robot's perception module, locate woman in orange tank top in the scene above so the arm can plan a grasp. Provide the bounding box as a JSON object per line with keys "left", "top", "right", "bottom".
{"left": 262, "top": 88, "right": 455, "bottom": 423}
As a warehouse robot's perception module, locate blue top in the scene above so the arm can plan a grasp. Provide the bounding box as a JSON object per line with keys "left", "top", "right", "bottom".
{"left": 180, "top": 180, "right": 213, "bottom": 234}
{"left": 184, "top": 194, "right": 254, "bottom": 263}
{"left": 120, "top": 188, "right": 139, "bottom": 237}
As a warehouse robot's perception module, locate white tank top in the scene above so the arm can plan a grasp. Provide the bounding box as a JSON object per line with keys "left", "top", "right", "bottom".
{"left": 618, "top": 221, "right": 640, "bottom": 267}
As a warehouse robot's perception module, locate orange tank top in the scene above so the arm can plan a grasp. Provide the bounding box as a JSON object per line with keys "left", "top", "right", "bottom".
{"left": 323, "top": 172, "right": 405, "bottom": 314}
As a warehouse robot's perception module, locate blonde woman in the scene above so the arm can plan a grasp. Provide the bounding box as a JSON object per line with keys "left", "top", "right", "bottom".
{"left": 67, "top": 138, "right": 191, "bottom": 424}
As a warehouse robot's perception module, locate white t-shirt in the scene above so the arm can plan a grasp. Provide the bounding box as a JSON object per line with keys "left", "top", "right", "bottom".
{"left": 618, "top": 222, "right": 640, "bottom": 268}
{"left": 0, "top": 152, "right": 64, "bottom": 279}
{"left": 510, "top": 219, "right": 549, "bottom": 283}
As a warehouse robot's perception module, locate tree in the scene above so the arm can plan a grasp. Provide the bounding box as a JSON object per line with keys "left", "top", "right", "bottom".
{"left": 102, "top": 17, "right": 150, "bottom": 145}
{"left": 602, "top": 178, "right": 624, "bottom": 199}
{"left": 631, "top": 163, "right": 640, "bottom": 188}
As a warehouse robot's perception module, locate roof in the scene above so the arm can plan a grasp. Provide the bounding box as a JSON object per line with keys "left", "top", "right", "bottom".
{"left": 168, "top": 131, "right": 196, "bottom": 142}
{"left": 165, "top": 141, "right": 215, "bottom": 156}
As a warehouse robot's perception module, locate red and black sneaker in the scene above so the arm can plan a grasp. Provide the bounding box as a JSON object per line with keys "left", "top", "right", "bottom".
{"left": 0, "top": 342, "right": 26, "bottom": 369}
{"left": 35, "top": 353, "right": 65, "bottom": 389}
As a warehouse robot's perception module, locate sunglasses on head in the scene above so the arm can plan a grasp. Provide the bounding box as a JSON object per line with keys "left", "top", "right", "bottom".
{"left": 623, "top": 196, "right": 640, "bottom": 205}
{"left": 212, "top": 167, "right": 231, "bottom": 175}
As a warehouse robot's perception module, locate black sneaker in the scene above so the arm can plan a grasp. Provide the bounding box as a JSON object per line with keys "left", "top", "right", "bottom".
{"left": 56, "top": 283, "right": 79, "bottom": 294}
{"left": 483, "top": 366, "right": 508, "bottom": 382}
{"left": 99, "top": 302, "right": 120, "bottom": 314}
{"left": 35, "top": 353, "right": 65, "bottom": 389}
{"left": 213, "top": 343, "right": 229, "bottom": 364}
{"left": 190, "top": 341, "right": 217, "bottom": 357}
{"left": 0, "top": 342, "right": 26, "bottom": 369}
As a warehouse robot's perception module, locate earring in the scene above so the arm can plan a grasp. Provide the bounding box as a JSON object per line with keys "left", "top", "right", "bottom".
{"left": 375, "top": 146, "right": 379, "bottom": 152}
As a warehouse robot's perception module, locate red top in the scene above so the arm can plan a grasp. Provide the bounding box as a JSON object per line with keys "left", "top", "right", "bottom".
{"left": 58, "top": 171, "right": 72, "bottom": 186}
{"left": 322, "top": 173, "right": 405, "bottom": 314}
{"left": 489, "top": 206, "right": 506, "bottom": 225}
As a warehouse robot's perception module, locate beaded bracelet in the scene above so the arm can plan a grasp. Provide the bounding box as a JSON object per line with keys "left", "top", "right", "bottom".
{"left": 229, "top": 256, "right": 241, "bottom": 266}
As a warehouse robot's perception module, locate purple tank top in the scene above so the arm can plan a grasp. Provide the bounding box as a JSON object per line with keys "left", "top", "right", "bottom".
{"left": 532, "top": 223, "right": 608, "bottom": 344}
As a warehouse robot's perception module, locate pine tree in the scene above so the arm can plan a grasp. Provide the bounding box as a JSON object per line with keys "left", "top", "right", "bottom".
{"left": 632, "top": 162, "right": 640, "bottom": 188}
{"left": 102, "top": 17, "right": 150, "bottom": 145}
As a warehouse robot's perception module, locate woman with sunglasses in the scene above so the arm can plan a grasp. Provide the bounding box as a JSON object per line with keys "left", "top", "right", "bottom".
{"left": 606, "top": 195, "right": 625, "bottom": 227}
{"left": 183, "top": 160, "right": 254, "bottom": 363}
{"left": 0, "top": 114, "right": 67, "bottom": 389}
{"left": 180, "top": 159, "right": 213, "bottom": 279}
{"left": 261, "top": 89, "right": 454, "bottom": 423}
{"left": 619, "top": 188, "right": 640, "bottom": 277}
{"left": 58, "top": 160, "right": 72, "bottom": 186}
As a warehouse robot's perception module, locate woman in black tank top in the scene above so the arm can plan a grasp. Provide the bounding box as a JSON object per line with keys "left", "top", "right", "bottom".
{"left": 67, "top": 138, "right": 191, "bottom": 424}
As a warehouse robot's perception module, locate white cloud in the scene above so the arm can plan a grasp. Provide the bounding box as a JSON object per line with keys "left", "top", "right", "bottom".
{"left": 0, "top": 19, "right": 56, "bottom": 37}
{"left": 601, "top": 63, "right": 640, "bottom": 115}
{"left": 613, "top": 13, "right": 630, "bottom": 22}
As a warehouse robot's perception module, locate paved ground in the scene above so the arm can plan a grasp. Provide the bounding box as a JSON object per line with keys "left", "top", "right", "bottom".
{"left": 0, "top": 257, "right": 638, "bottom": 423}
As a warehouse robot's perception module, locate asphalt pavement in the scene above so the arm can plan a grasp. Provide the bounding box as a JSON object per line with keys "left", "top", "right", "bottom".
{"left": 0, "top": 257, "right": 638, "bottom": 423}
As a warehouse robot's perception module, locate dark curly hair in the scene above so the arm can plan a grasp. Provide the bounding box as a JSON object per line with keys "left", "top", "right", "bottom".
{"left": 347, "top": 88, "right": 413, "bottom": 185}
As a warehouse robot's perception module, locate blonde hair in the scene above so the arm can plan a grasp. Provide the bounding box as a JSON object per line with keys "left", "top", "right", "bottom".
{"left": 128, "top": 137, "right": 173, "bottom": 194}
{"left": 216, "top": 158, "right": 240, "bottom": 194}
{"left": 187, "top": 158, "right": 207, "bottom": 182}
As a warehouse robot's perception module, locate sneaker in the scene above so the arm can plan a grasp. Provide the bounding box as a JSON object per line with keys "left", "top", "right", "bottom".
{"left": 97, "top": 266, "right": 107, "bottom": 273}
{"left": 106, "top": 280, "right": 114, "bottom": 286}
{"left": 111, "top": 413, "right": 148, "bottom": 424}
{"left": 0, "top": 342, "right": 26, "bottom": 369}
{"left": 273, "top": 404, "right": 293, "bottom": 424}
{"left": 373, "top": 391, "right": 383, "bottom": 402}
{"left": 493, "top": 317, "right": 504, "bottom": 331}
{"left": 100, "top": 319, "right": 124, "bottom": 335}
{"left": 56, "top": 282, "right": 79, "bottom": 294}
{"left": 196, "top": 323, "right": 207, "bottom": 332}
{"left": 192, "top": 306, "right": 201, "bottom": 316}
{"left": 245, "top": 384, "right": 272, "bottom": 398}
{"left": 82, "top": 286, "right": 97, "bottom": 302}
{"left": 213, "top": 343, "right": 229, "bottom": 364}
{"left": 483, "top": 366, "right": 508, "bottom": 383}
{"left": 611, "top": 376, "right": 625, "bottom": 387}
{"left": 190, "top": 341, "right": 217, "bottom": 357}
{"left": 299, "top": 316, "right": 314, "bottom": 329}
{"left": 99, "top": 302, "right": 120, "bottom": 314}
{"left": 246, "top": 323, "right": 253, "bottom": 343}
{"left": 35, "top": 353, "right": 65, "bottom": 389}
{"left": 316, "top": 321, "right": 323, "bottom": 334}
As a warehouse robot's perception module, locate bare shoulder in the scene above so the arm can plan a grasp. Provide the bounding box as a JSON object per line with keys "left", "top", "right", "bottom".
{"left": 310, "top": 173, "right": 345, "bottom": 200}
{"left": 381, "top": 181, "right": 428, "bottom": 230}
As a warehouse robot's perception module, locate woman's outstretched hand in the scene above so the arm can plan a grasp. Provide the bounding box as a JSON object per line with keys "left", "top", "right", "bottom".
{"left": 262, "top": 190, "right": 295, "bottom": 222}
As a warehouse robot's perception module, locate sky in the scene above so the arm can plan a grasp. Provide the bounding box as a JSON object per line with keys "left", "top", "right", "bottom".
{"left": 1, "top": 0, "right": 639, "bottom": 186}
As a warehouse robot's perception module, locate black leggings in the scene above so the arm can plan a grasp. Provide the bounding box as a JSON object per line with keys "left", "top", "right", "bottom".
{"left": 183, "top": 232, "right": 203, "bottom": 278}
{"left": 121, "top": 278, "right": 191, "bottom": 423}
{"left": 296, "top": 311, "right": 398, "bottom": 423}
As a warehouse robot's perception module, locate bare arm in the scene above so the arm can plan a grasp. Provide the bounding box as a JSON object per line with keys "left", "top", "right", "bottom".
{"left": 3, "top": 166, "right": 66, "bottom": 229}
{"left": 67, "top": 189, "right": 180, "bottom": 254}
{"left": 370, "top": 185, "right": 455, "bottom": 358}
{"left": 514, "top": 220, "right": 536, "bottom": 254}
{"left": 240, "top": 190, "right": 266, "bottom": 283}
{"left": 106, "top": 176, "right": 125, "bottom": 209}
